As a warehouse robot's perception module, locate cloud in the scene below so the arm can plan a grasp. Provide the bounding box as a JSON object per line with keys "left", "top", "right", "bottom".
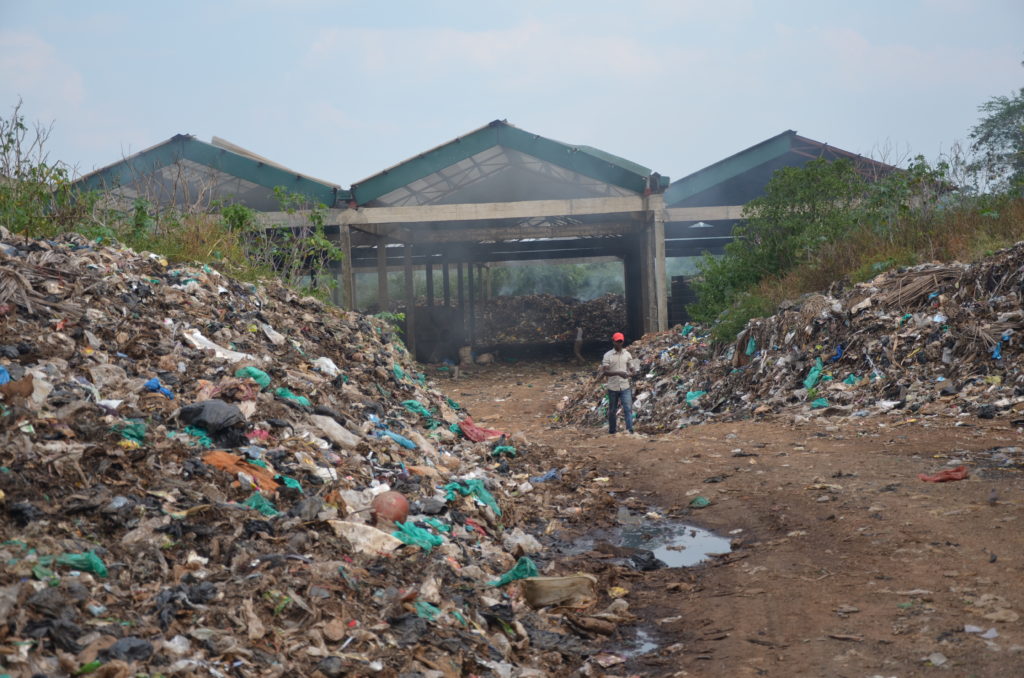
{"left": 0, "top": 31, "right": 85, "bottom": 117}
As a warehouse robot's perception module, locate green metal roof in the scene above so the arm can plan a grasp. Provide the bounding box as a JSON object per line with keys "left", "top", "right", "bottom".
{"left": 350, "top": 120, "right": 661, "bottom": 205}
{"left": 72, "top": 135, "right": 349, "bottom": 209}
{"left": 665, "top": 130, "right": 895, "bottom": 209}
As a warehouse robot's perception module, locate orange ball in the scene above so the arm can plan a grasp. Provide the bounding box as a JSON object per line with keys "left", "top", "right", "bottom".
{"left": 371, "top": 491, "right": 409, "bottom": 524}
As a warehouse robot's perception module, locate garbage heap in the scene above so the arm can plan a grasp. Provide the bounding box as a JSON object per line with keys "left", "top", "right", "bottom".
{"left": 0, "top": 229, "right": 623, "bottom": 677}
{"left": 559, "top": 243, "right": 1024, "bottom": 430}
{"left": 477, "top": 293, "right": 625, "bottom": 344}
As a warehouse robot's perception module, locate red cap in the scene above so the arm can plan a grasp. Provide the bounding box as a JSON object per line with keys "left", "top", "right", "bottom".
{"left": 612, "top": 332, "right": 625, "bottom": 342}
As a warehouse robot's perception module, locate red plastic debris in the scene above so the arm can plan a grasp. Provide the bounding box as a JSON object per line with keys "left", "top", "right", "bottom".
{"left": 917, "top": 465, "right": 969, "bottom": 482}
{"left": 458, "top": 415, "right": 504, "bottom": 442}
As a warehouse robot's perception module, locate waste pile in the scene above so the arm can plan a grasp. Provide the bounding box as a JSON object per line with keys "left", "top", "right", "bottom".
{"left": 477, "top": 293, "right": 625, "bottom": 344}
{"left": 0, "top": 229, "right": 636, "bottom": 676}
{"left": 560, "top": 243, "right": 1024, "bottom": 430}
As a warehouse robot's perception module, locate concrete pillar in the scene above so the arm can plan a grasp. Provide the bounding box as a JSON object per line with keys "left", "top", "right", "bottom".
{"left": 442, "top": 257, "right": 451, "bottom": 307}
{"left": 638, "top": 195, "right": 668, "bottom": 334}
{"left": 403, "top": 242, "right": 416, "bottom": 358}
{"left": 339, "top": 223, "right": 355, "bottom": 310}
{"left": 377, "top": 236, "right": 389, "bottom": 311}
{"left": 468, "top": 261, "right": 476, "bottom": 345}
{"left": 426, "top": 260, "right": 434, "bottom": 306}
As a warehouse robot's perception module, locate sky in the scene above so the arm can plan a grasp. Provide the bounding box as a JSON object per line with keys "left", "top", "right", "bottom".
{"left": 1, "top": 0, "right": 1021, "bottom": 188}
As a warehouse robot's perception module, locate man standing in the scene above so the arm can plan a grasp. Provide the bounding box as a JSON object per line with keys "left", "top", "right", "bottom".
{"left": 600, "top": 332, "right": 635, "bottom": 434}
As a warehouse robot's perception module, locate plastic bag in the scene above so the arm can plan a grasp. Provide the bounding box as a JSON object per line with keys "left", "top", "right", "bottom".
{"left": 918, "top": 465, "right": 969, "bottom": 482}
{"left": 803, "top": 358, "right": 824, "bottom": 389}
{"left": 178, "top": 399, "right": 244, "bottom": 433}
{"left": 392, "top": 521, "right": 444, "bottom": 551}
{"left": 235, "top": 366, "right": 271, "bottom": 389}
{"left": 445, "top": 478, "right": 502, "bottom": 516}
{"left": 488, "top": 556, "right": 539, "bottom": 587}
{"left": 56, "top": 551, "right": 109, "bottom": 578}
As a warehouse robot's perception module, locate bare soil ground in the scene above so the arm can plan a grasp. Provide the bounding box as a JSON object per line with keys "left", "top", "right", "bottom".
{"left": 447, "top": 359, "right": 1024, "bottom": 678}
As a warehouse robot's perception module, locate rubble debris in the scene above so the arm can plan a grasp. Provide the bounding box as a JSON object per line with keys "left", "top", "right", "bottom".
{"left": 561, "top": 243, "right": 1024, "bottom": 430}
{"left": 0, "top": 228, "right": 647, "bottom": 676}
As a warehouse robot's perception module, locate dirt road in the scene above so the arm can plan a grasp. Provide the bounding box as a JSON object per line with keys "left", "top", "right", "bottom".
{"left": 447, "top": 360, "right": 1023, "bottom": 677}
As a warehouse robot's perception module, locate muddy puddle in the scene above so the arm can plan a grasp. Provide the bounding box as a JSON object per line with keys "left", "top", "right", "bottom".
{"left": 557, "top": 510, "right": 733, "bottom": 568}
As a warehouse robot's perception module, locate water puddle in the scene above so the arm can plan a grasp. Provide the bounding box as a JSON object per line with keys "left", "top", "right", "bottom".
{"left": 561, "top": 515, "right": 733, "bottom": 568}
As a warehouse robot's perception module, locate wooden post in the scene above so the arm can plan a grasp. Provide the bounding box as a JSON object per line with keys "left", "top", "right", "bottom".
{"left": 404, "top": 242, "right": 416, "bottom": 358}
{"left": 377, "top": 236, "right": 389, "bottom": 311}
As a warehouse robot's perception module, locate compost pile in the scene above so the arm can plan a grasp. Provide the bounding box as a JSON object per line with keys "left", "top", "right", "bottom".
{"left": 477, "top": 293, "right": 625, "bottom": 344}
{"left": 0, "top": 229, "right": 631, "bottom": 677}
{"left": 560, "top": 243, "right": 1024, "bottom": 431}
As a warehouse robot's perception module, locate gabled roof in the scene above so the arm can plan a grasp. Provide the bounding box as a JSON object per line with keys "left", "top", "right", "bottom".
{"left": 665, "top": 130, "right": 896, "bottom": 209}
{"left": 72, "top": 135, "right": 348, "bottom": 211}
{"left": 350, "top": 120, "right": 665, "bottom": 207}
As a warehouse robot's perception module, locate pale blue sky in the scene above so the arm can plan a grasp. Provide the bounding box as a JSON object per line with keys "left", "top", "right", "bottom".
{"left": 2, "top": 0, "right": 1021, "bottom": 187}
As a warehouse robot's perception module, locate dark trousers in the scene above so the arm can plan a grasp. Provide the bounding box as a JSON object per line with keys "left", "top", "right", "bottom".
{"left": 607, "top": 388, "right": 634, "bottom": 433}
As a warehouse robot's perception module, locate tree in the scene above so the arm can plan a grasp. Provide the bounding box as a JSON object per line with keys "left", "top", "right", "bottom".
{"left": 688, "top": 158, "right": 866, "bottom": 326}
{"left": 969, "top": 85, "right": 1024, "bottom": 192}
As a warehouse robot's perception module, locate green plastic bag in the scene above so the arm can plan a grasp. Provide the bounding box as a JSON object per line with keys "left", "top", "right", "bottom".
{"left": 488, "top": 556, "right": 539, "bottom": 587}
{"left": 745, "top": 337, "right": 756, "bottom": 355}
{"left": 685, "top": 391, "right": 706, "bottom": 407}
{"left": 182, "top": 425, "right": 213, "bottom": 448}
{"left": 392, "top": 521, "right": 444, "bottom": 552}
{"left": 689, "top": 496, "right": 711, "bottom": 509}
{"left": 803, "top": 358, "right": 824, "bottom": 390}
{"left": 114, "top": 420, "right": 146, "bottom": 444}
{"left": 491, "top": 445, "right": 517, "bottom": 458}
{"left": 422, "top": 517, "right": 451, "bottom": 533}
{"left": 274, "top": 474, "right": 303, "bottom": 493}
{"left": 274, "top": 387, "right": 311, "bottom": 407}
{"left": 681, "top": 324, "right": 695, "bottom": 336}
{"left": 56, "top": 551, "right": 109, "bottom": 578}
{"left": 242, "top": 492, "right": 279, "bottom": 517}
{"left": 402, "top": 399, "right": 433, "bottom": 418}
{"left": 810, "top": 397, "right": 829, "bottom": 409}
{"left": 843, "top": 374, "right": 860, "bottom": 385}
{"left": 392, "top": 364, "right": 406, "bottom": 381}
{"left": 235, "top": 366, "right": 271, "bottom": 389}
{"left": 414, "top": 600, "right": 442, "bottom": 620}
{"left": 444, "top": 479, "right": 502, "bottom": 516}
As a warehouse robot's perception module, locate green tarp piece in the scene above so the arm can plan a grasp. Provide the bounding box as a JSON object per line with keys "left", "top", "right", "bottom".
{"left": 745, "top": 337, "right": 757, "bottom": 355}
{"left": 803, "top": 358, "right": 824, "bottom": 389}
{"left": 685, "top": 391, "right": 706, "bottom": 407}
{"left": 392, "top": 521, "right": 444, "bottom": 552}
{"left": 488, "top": 556, "right": 539, "bottom": 587}
{"left": 114, "top": 420, "right": 146, "bottom": 444}
{"left": 444, "top": 479, "right": 502, "bottom": 516}
{"left": 56, "top": 551, "right": 109, "bottom": 577}
{"left": 242, "top": 492, "right": 279, "bottom": 517}
{"left": 491, "top": 445, "right": 517, "bottom": 458}
{"left": 274, "top": 387, "right": 311, "bottom": 407}
{"left": 235, "top": 366, "right": 271, "bottom": 389}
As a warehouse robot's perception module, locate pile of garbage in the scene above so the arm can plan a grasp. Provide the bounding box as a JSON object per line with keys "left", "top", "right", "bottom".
{"left": 477, "top": 293, "right": 625, "bottom": 344}
{"left": 0, "top": 229, "right": 632, "bottom": 676}
{"left": 559, "top": 243, "right": 1024, "bottom": 430}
